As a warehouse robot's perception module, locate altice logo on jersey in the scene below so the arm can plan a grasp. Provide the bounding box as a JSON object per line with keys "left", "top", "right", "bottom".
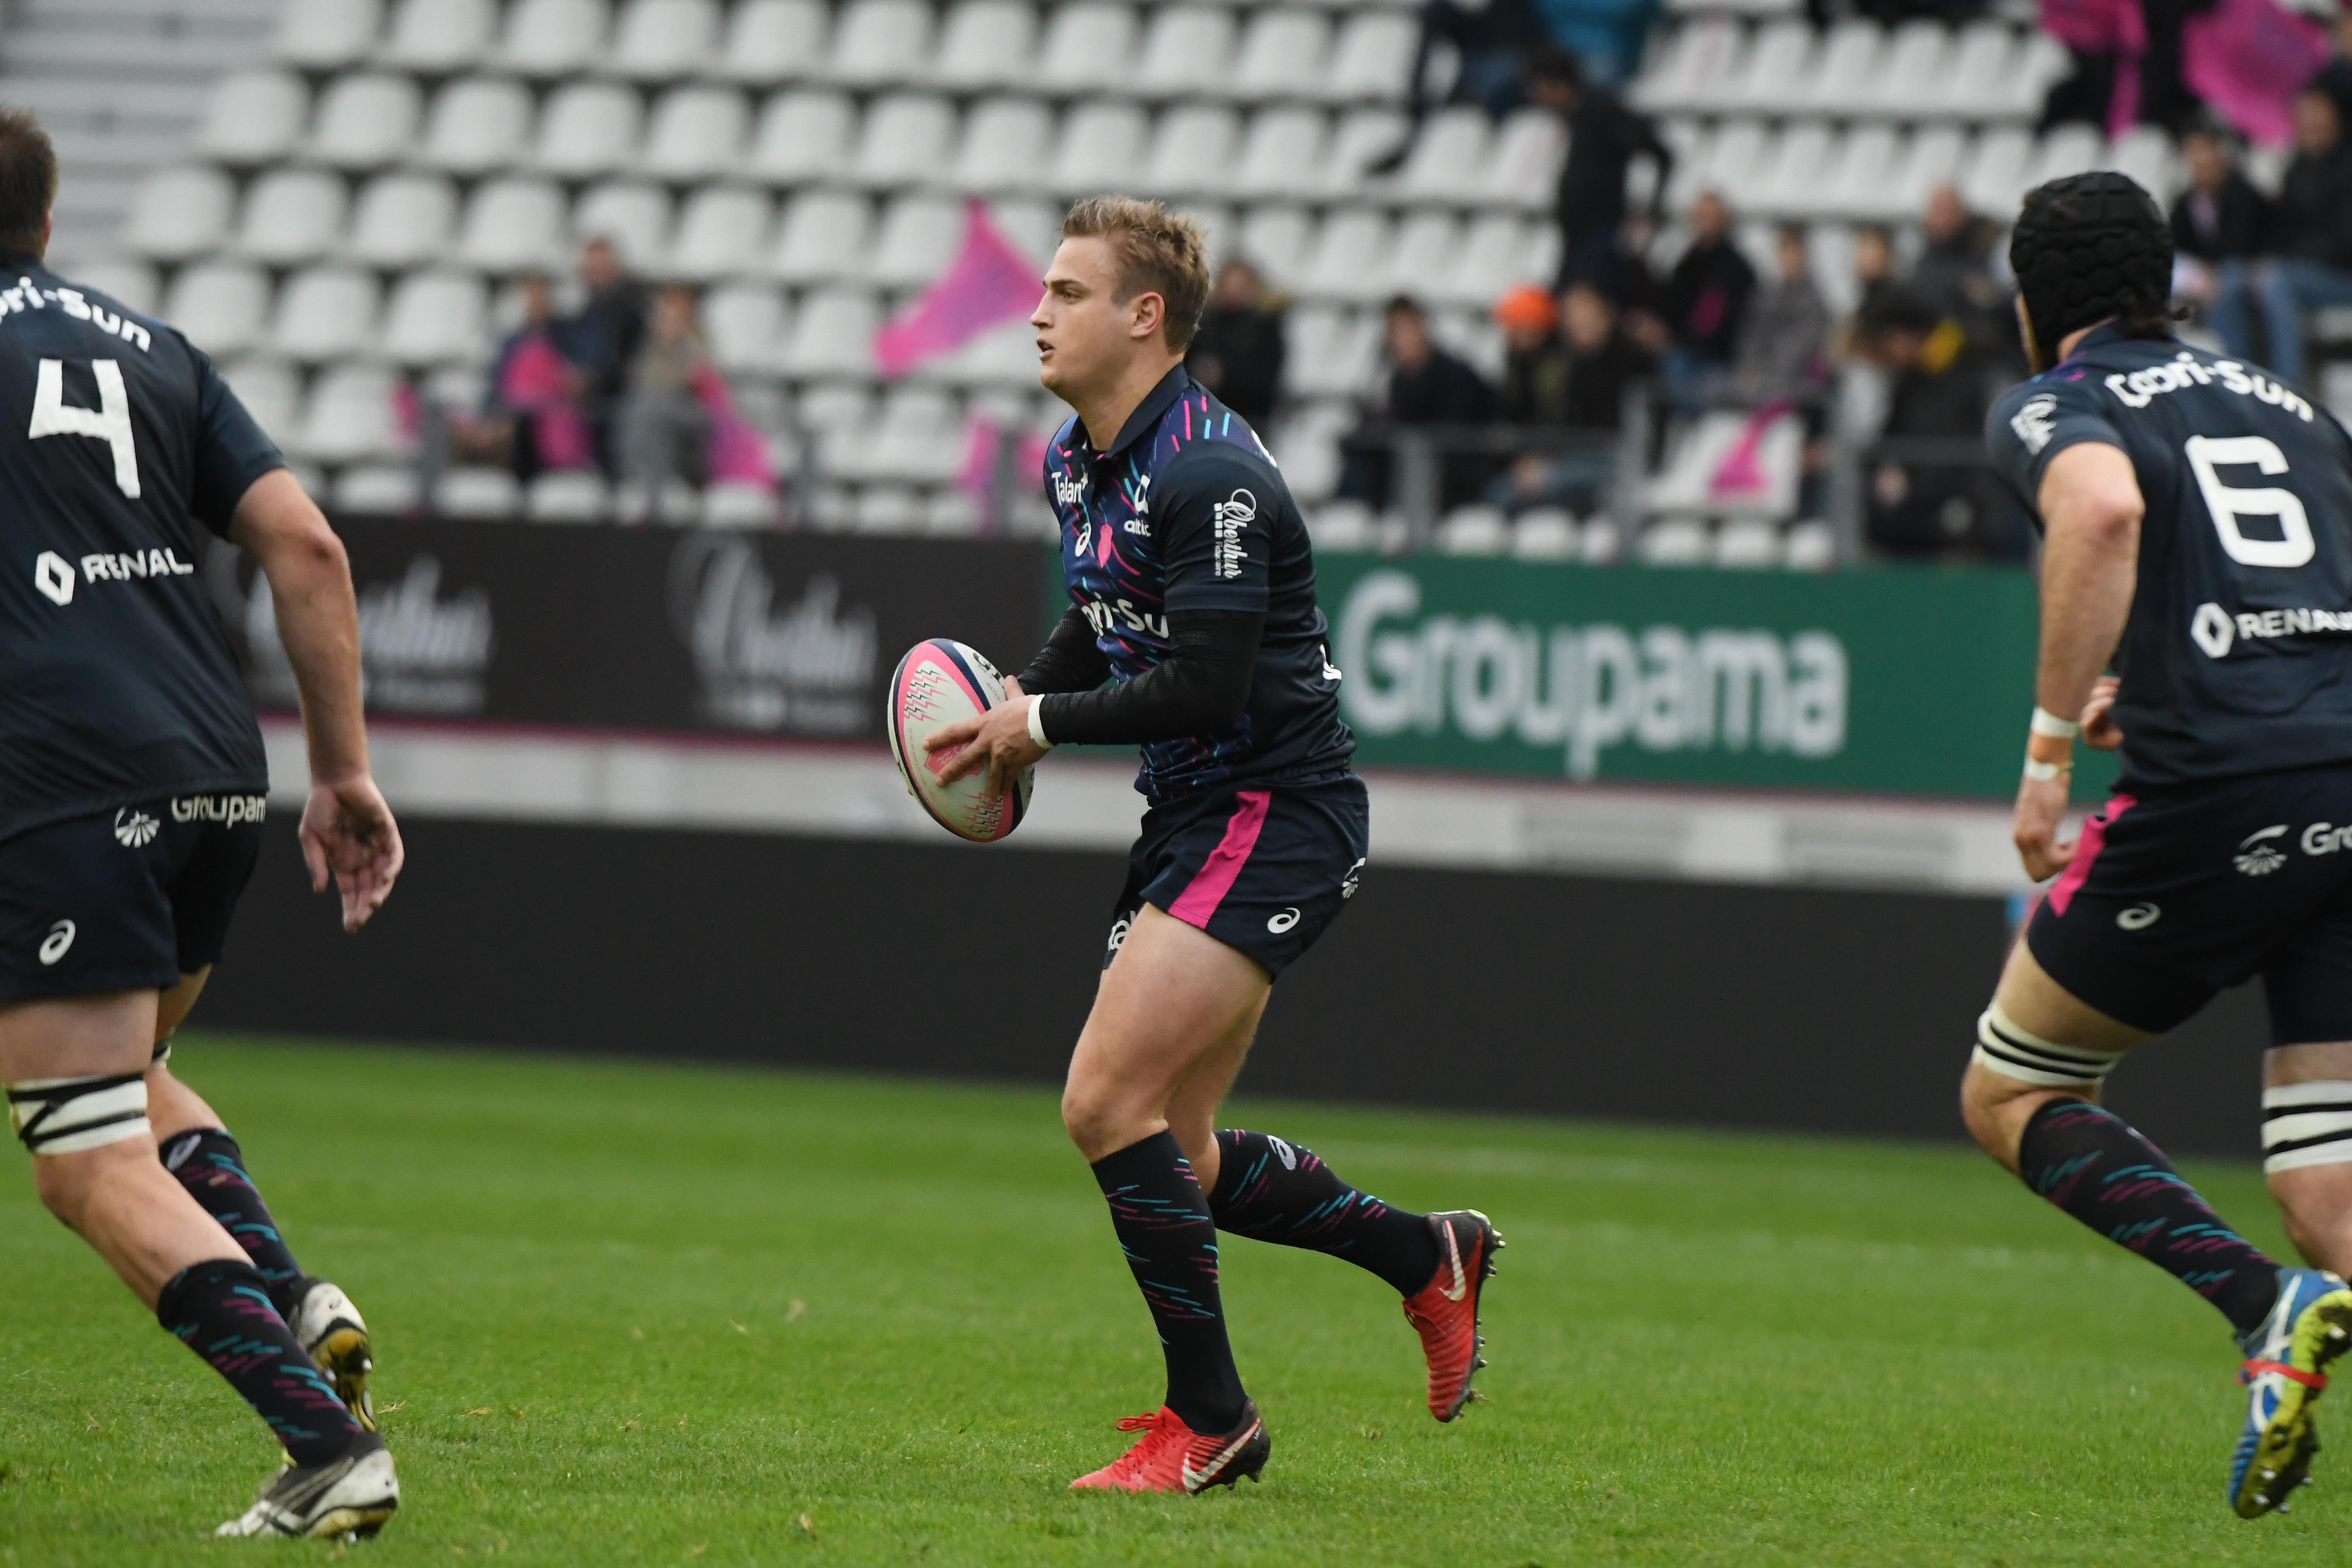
{"left": 1336, "top": 572, "right": 1848, "bottom": 779}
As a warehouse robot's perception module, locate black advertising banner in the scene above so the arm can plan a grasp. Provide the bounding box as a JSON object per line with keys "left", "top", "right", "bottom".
{"left": 202, "top": 520, "right": 1050, "bottom": 740}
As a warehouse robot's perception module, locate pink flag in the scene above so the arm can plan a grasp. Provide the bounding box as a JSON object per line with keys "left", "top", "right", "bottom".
{"left": 499, "top": 334, "right": 595, "bottom": 471}
{"left": 873, "top": 201, "right": 1040, "bottom": 379}
{"left": 1709, "top": 400, "right": 1790, "bottom": 499}
{"left": 2184, "top": 0, "right": 2329, "bottom": 149}
{"left": 691, "top": 365, "right": 776, "bottom": 488}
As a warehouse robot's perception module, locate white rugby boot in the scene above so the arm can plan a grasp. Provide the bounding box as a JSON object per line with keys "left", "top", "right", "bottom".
{"left": 215, "top": 1431, "right": 398, "bottom": 1540}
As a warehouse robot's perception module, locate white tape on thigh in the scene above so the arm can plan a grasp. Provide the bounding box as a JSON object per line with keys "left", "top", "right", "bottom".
{"left": 5, "top": 1073, "right": 151, "bottom": 1155}
{"left": 1971, "top": 1006, "right": 2127, "bottom": 1087}
{"left": 2264, "top": 1081, "right": 2352, "bottom": 1174}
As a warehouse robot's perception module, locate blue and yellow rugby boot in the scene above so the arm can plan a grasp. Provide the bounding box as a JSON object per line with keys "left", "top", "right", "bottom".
{"left": 2230, "top": 1266, "right": 2352, "bottom": 1518}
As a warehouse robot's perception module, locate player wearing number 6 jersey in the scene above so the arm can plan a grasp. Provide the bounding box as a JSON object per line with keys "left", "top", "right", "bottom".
{"left": 0, "top": 112, "right": 403, "bottom": 1538}
{"left": 925, "top": 197, "right": 1500, "bottom": 1494}
{"left": 1968, "top": 172, "right": 2352, "bottom": 1520}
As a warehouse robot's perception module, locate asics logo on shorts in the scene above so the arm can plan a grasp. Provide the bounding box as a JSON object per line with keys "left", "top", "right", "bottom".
{"left": 112, "top": 807, "right": 158, "bottom": 847}
{"left": 38, "top": 919, "right": 73, "bottom": 965}
{"left": 2118, "top": 903, "right": 2161, "bottom": 930}
{"left": 172, "top": 794, "right": 266, "bottom": 827}
{"left": 1106, "top": 917, "right": 1131, "bottom": 955}
{"left": 1266, "top": 907, "right": 1300, "bottom": 933}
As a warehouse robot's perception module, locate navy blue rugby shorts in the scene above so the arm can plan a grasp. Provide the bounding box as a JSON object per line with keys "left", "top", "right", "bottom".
{"left": 2027, "top": 761, "right": 2352, "bottom": 1044}
{"left": 1106, "top": 773, "right": 1369, "bottom": 978}
{"left": 0, "top": 793, "right": 266, "bottom": 1003}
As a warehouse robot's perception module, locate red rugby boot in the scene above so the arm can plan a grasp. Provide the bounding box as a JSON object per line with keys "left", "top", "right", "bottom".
{"left": 1067, "top": 1402, "right": 1270, "bottom": 1494}
{"left": 1402, "top": 1209, "right": 1502, "bottom": 1422}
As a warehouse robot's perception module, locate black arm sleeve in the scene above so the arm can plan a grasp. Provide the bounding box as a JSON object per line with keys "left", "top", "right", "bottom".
{"left": 1034, "top": 609, "right": 1263, "bottom": 746}
{"left": 1014, "top": 605, "right": 1113, "bottom": 695}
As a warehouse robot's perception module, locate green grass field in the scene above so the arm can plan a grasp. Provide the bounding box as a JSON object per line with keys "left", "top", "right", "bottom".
{"left": 0, "top": 1035, "right": 2338, "bottom": 1565}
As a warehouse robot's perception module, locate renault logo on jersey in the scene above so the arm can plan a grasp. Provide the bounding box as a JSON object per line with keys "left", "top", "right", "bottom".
{"left": 32, "top": 549, "right": 72, "bottom": 605}
{"left": 2192, "top": 601, "right": 2235, "bottom": 659}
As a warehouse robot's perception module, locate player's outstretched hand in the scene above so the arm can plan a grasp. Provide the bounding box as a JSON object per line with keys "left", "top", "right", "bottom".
{"left": 300, "top": 775, "right": 405, "bottom": 932}
{"left": 925, "top": 687, "right": 1047, "bottom": 803}
{"left": 2080, "top": 674, "right": 2124, "bottom": 751}
{"left": 2012, "top": 771, "right": 2076, "bottom": 883}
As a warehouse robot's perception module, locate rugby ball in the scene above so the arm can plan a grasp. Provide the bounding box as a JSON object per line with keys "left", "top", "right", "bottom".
{"left": 887, "top": 638, "right": 1034, "bottom": 844}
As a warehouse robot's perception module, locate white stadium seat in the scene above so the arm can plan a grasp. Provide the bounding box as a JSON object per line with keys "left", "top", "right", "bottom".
{"left": 437, "top": 466, "right": 523, "bottom": 516}
{"left": 713, "top": 0, "right": 829, "bottom": 84}
{"left": 1931, "top": 23, "right": 2013, "bottom": 120}
{"left": 418, "top": 77, "right": 536, "bottom": 175}
{"left": 1394, "top": 107, "right": 1489, "bottom": 204}
{"left": 500, "top": 0, "right": 610, "bottom": 76}
{"left": 2028, "top": 122, "right": 2105, "bottom": 189}
{"left": 1718, "top": 19, "right": 1812, "bottom": 116}
{"left": 1322, "top": 109, "right": 1409, "bottom": 198}
{"left": 1234, "top": 108, "right": 1327, "bottom": 201}
{"left": 705, "top": 483, "right": 781, "bottom": 528}
{"left": 1283, "top": 306, "right": 1379, "bottom": 398}
{"left": 533, "top": 81, "right": 643, "bottom": 178}
{"left": 1232, "top": 11, "right": 1330, "bottom": 102}
{"left": 348, "top": 172, "right": 458, "bottom": 272}
{"left": 954, "top": 98, "right": 1054, "bottom": 193}
{"left": 457, "top": 178, "right": 569, "bottom": 271}
{"left": 1325, "top": 13, "right": 1416, "bottom": 103}
{"left": 779, "top": 287, "right": 881, "bottom": 379}
{"left": 335, "top": 466, "right": 424, "bottom": 514}
{"left": 529, "top": 471, "right": 612, "bottom": 521}
{"left": 669, "top": 187, "right": 771, "bottom": 280}
{"left": 1479, "top": 109, "right": 1565, "bottom": 208}
{"left": 220, "top": 359, "right": 303, "bottom": 446}
{"left": 852, "top": 95, "right": 957, "bottom": 189}
{"left": 828, "top": 0, "right": 933, "bottom": 88}
{"left": 197, "top": 71, "right": 308, "bottom": 166}
{"left": 771, "top": 190, "right": 872, "bottom": 283}
{"left": 748, "top": 91, "right": 856, "bottom": 184}
{"left": 310, "top": 74, "right": 423, "bottom": 170}
{"left": 1146, "top": 106, "right": 1242, "bottom": 200}
{"left": 166, "top": 263, "right": 272, "bottom": 357}
{"left": 1135, "top": 8, "right": 1236, "bottom": 102}
{"left": 701, "top": 282, "right": 789, "bottom": 375}
{"left": 1885, "top": 125, "right": 1969, "bottom": 218}
{"left": 1996, "top": 30, "right": 2073, "bottom": 121}
{"left": 298, "top": 365, "right": 404, "bottom": 465}
{"left": 380, "top": 0, "right": 498, "bottom": 72}
{"left": 124, "top": 167, "right": 235, "bottom": 261}
{"left": 920, "top": 318, "right": 1036, "bottom": 388}
{"left": 275, "top": 0, "right": 382, "bottom": 70}
{"left": 933, "top": 2, "right": 1037, "bottom": 93}
{"left": 1049, "top": 101, "right": 1148, "bottom": 193}
{"left": 1806, "top": 20, "right": 1886, "bottom": 119}
{"left": 640, "top": 87, "right": 749, "bottom": 180}
{"left": 1960, "top": 125, "right": 2034, "bottom": 217}
{"left": 1235, "top": 204, "right": 1313, "bottom": 289}
{"left": 380, "top": 270, "right": 488, "bottom": 365}
{"left": 237, "top": 169, "right": 349, "bottom": 266}
{"left": 1300, "top": 208, "right": 1390, "bottom": 303}
{"left": 1747, "top": 122, "right": 1831, "bottom": 216}
{"left": 572, "top": 182, "right": 673, "bottom": 272}
{"left": 983, "top": 198, "right": 1059, "bottom": 267}
{"left": 273, "top": 267, "right": 383, "bottom": 362}
{"left": 1633, "top": 16, "right": 1741, "bottom": 114}
{"left": 1441, "top": 213, "right": 1538, "bottom": 308}
{"left": 1865, "top": 21, "right": 1950, "bottom": 119}
{"left": 608, "top": 0, "right": 721, "bottom": 78}
{"left": 1386, "top": 212, "right": 1460, "bottom": 299}
{"left": 871, "top": 195, "right": 966, "bottom": 288}
{"left": 1038, "top": 5, "right": 1138, "bottom": 84}
{"left": 1818, "top": 124, "right": 1900, "bottom": 221}
{"left": 2106, "top": 124, "right": 2180, "bottom": 204}
{"left": 72, "top": 259, "right": 160, "bottom": 318}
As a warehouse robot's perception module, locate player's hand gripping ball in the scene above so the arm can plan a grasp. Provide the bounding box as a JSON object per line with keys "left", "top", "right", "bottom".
{"left": 887, "top": 639, "right": 1033, "bottom": 843}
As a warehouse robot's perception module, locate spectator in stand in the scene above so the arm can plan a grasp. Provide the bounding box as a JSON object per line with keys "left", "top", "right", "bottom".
{"left": 456, "top": 272, "right": 593, "bottom": 483}
{"left": 1658, "top": 191, "right": 1755, "bottom": 413}
{"left": 1338, "top": 295, "right": 1497, "bottom": 512}
{"left": 2313, "top": 1, "right": 2352, "bottom": 123}
{"left": 561, "top": 237, "right": 648, "bottom": 481}
{"left": 1532, "top": 0, "right": 1660, "bottom": 89}
{"left": 1372, "top": 0, "right": 1548, "bottom": 172}
{"left": 1488, "top": 281, "right": 1654, "bottom": 512}
{"left": 1728, "top": 224, "right": 1831, "bottom": 409}
{"left": 1184, "top": 259, "right": 1287, "bottom": 428}
{"left": 620, "top": 283, "right": 713, "bottom": 497}
{"left": 1857, "top": 289, "right": 2012, "bottom": 559}
{"left": 2242, "top": 88, "right": 2352, "bottom": 388}
{"left": 1522, "top": 47, "right": 1674, "bottom": 289}
{"left": 1829, "top": 223, "right": 1901, "bottom": 362}
{"left": 2178, "top": 122, "right": 2273, "bottom": 360}
{"left": 1910, "top": 185, "right": 2003, "bottom": 335}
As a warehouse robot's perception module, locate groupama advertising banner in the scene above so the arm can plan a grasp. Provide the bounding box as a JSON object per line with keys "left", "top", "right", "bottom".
{"left": 1305, "top": 555, "right": 2117, "bottom": 802}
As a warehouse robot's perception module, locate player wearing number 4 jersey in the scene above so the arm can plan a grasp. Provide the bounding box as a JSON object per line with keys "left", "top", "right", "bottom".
{"left": 1968, "top": 172, "right": 2352, "bottom": 1520}
{"left": 925, "top": 198, "right": 1500, "bottom": 1494}
{"left": 0, "top": 112, "right": 405, "bottom": 1538}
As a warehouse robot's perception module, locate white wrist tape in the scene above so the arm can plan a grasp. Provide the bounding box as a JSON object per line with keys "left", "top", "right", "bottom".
{"left": 1971, "top": 1005, "right": 2126, "bottom": 1088}
{"left": 2023, "top": 757, "right": 2070, "bottom": 782}
{"left": 7, "top": 1073, "right": 152, "bottom": 1155}
{"left": 2030, "top": 706, "right": 2081, "bottom": 740}
{"left": 1025, "top": 696, "right": 1054, "bottom": 750}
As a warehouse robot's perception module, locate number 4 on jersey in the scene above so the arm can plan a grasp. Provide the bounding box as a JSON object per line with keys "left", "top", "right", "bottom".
{"left": 29, "top": 358, "right": 139, "bottom": 499}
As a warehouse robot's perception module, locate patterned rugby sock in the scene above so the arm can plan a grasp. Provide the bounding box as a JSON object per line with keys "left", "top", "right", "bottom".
{"left": 155, "top": 1258, "right": 363, "bottom": 1465}
{"left": 1090, "top": 1130, "right": 1249, "bottom": 1434}
{"left": 2019, "top": 1099, "right": 2281, "bottom": 1336}
{"left": 1209, "top": 1130, "right": 1443, "bottom": 1296}
{"left": 163, "top": 1127, "right": 307, "bottom": 1317}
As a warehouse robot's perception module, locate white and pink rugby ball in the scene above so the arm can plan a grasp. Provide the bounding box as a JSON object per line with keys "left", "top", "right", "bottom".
{"left": 887, "top": 638, "right": 1034, "bottom": 844}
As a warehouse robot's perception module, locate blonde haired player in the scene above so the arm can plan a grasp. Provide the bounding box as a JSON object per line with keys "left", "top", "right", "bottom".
{"left": 928, "top": 198, "right": 1501, "bottom": 1492}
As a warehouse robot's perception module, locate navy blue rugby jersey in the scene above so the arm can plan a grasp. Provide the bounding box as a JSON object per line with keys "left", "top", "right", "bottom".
{"left": 1044, "top": 366, "right": 1354, "bottom": 800}
{"left": 0, "top": 255, "right": 278, "bottom": 842}
{"left": 1987, "top": 324, "right": 2352, "bottom": 789}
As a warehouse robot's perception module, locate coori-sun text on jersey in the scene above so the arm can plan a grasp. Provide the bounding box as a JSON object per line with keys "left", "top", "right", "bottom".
{"left": 0, "top": 255, "right": 278, "bottom": 842}
{"left": 1045, "top": 366, "right": 1353, "bottom": 799}
{"left": 1987, "top": 324, "right": 2352, "bottom": 788}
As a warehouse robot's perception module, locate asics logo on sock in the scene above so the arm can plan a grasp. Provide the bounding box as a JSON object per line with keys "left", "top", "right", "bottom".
{"left": 1269, "top": 1136, "right": 1298, "bottom": 1171}
{"left": 1439, "top": 1223, "right": 1468, "bottom": 1302}
{"left": 1266, "top": 907, "right": 1299, "bottom": 933}
{"left": 37, "top": 919, "right": 73, "bottom": 965}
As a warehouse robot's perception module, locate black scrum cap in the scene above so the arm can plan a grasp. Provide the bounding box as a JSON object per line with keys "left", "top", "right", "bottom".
{"left": 2009, "top": 171, "right": 2173, "bottom": 366}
